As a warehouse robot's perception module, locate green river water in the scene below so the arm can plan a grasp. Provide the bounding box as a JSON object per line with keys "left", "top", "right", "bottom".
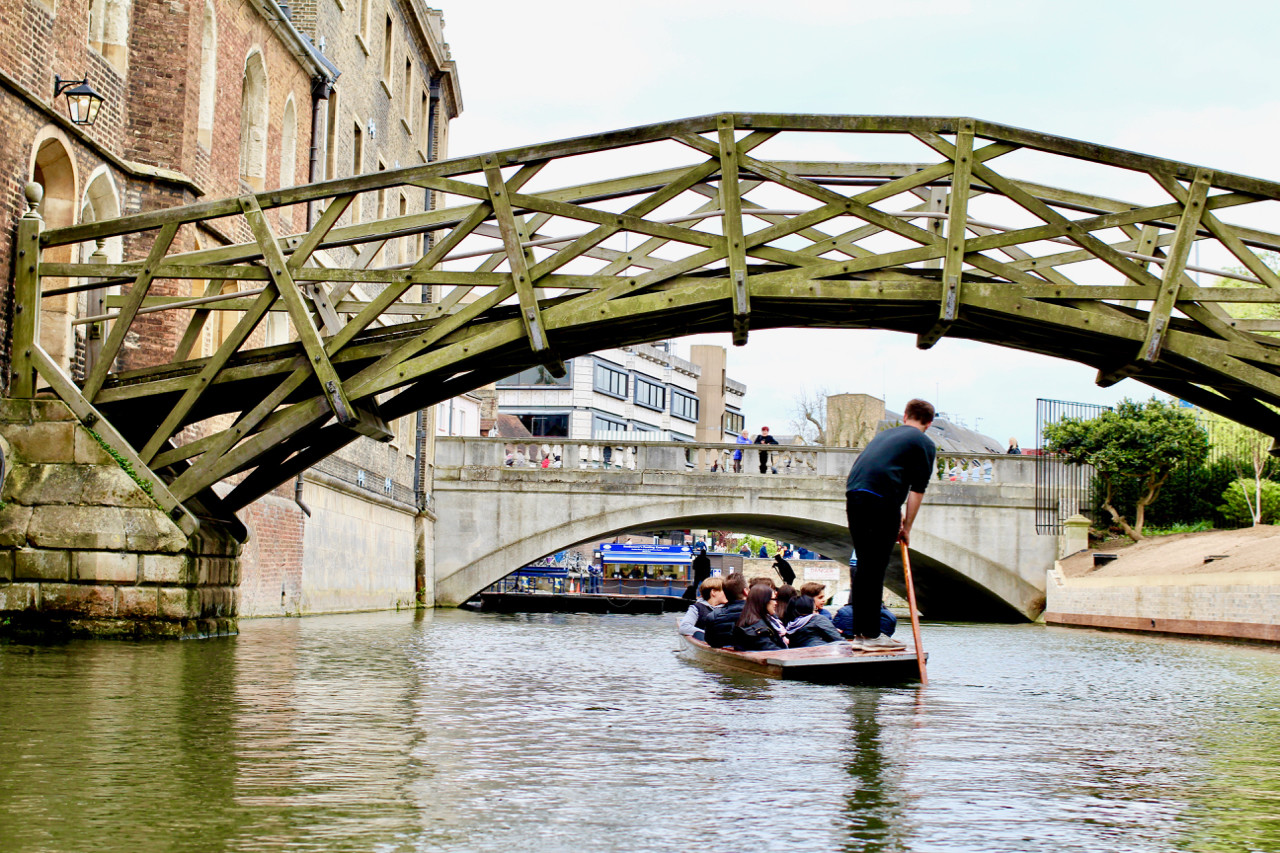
{"left": 1, "top": 610, "right": 1278, "bottom": 853}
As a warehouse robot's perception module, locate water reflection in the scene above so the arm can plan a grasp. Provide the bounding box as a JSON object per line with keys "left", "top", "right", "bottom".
{"left": 1, "top": 613, "right": 1279, "bottom": 853}
{"left": 840, "top": 691, "right": 905, "bottom": 853}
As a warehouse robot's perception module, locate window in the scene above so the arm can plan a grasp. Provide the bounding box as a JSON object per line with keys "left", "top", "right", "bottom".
{"left": 592, "top": 414, "right": 627, "bottom": 437}
{"left": 398, "top": 194, "right": 408, "bottom": 264}
{"left": 631, "top": 422, "right": 659, "bottom": 435}
{"left": 197, "top": 0, "right": 217, "bottom": 149}
{"left": 672, "top": 390, "right": 699, "bottom": 423}
{"left": 403, "top": 58, "right": 413, "bottom": 125}
{"left": 515, "top": 413, "right": 568, "bottom": 437}
{"left": 239, "top": 51, "right": 269, "bottom": 190}
{"left": 382, "top": 16, "right": 393, "bottom": 83}
{"left": 724, "top": 409, "right": 745, "bottom": 435}
{"left": 594, "top": 361, "right": 628, "bottom": 398}
{"left": 634, "top": 376, "right": 665, "bottom": 411}
{"left": 498, "top": 365, "right": 572, "bottom": 387}
{"left": 351, "top": 121, "right": 364, "bottom": 219}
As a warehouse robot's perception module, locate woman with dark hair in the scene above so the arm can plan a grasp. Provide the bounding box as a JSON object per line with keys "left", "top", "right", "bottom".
{"left": 774, "top": 584, "right": 797, "bottom": 629}
{"left": 785, "top": 595, "right": 847, "bottom": 648}
{"left": 731, "top": 584, "right": 786, "bottom": 651}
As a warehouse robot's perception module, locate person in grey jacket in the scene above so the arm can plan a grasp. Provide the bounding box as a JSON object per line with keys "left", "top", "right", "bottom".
{"left": 678, "top": 576, "right": 726, "bottom": 639}
{"left": 785, "top": 595, "right": 847, "bottom": 647}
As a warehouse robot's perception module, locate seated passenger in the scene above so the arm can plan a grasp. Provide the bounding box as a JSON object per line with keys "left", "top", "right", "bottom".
{"left": 678, "top": 577, "right": 726, "bottom": 639}
{"left": 773, "top": 584, "right": 797, "bottom": 639}
{"left": 731, "top": 584, "right": 786, "bottom": 651}
{"left": 833, "top": 598, "right": 897, "bottom": 639}
{"left": 697, "top": 573, "right": 748, "bottom": 648}
{"left": 800, "top": 582, "right": 836, "bottom": 619}
{"left": 785, "top": 595, "right": 847, "bottom": 647}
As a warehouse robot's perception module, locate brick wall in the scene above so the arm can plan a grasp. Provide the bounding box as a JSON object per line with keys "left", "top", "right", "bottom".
{"left": 236, "top": 487, "right": 307, "bottom": 616}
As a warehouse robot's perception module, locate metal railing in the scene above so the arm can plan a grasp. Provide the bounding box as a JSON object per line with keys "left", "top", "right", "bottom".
{"left": 1035, "top": 398, "right": 1108, "bottom": 534}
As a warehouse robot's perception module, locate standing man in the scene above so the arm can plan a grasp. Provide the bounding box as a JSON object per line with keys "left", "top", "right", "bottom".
{"left": 844, "top": 399, "right": 937, "bottom": 650}
{"left": 754, "top": 426, "right": 779, "bottom": 473}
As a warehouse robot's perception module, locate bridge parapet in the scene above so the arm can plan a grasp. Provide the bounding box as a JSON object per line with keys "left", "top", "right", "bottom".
{"left": 436, "top": 437, "right": 1033, "bottom": 485}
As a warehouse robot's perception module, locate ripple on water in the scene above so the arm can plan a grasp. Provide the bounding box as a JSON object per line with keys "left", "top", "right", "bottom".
{"left": 2, "top": 612, "right": 1280, "bottom": 853}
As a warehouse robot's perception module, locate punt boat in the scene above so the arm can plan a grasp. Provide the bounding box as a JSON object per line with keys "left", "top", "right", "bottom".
{"left": 677, "top": 633, "right": 926, "bottom": 684}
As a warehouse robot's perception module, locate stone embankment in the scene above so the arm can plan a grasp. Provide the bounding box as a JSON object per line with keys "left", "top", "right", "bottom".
{"left": 1044, "top": 526, "right": 1280, "bottom": 643}
{"left": 0, "top": 399, "right": 238, "bottom": 639}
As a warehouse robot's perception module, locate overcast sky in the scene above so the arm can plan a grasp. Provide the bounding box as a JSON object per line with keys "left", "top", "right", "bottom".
{"left": 436, "top": 0, "right": 1280, "bottom": 444}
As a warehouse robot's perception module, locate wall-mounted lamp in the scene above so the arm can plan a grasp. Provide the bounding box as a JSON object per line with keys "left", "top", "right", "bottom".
{"left": 54, "top": 75, "right": 105, "bottom": 126}
{"left": 368, "top": 118, "right": 377, "bottom": 139}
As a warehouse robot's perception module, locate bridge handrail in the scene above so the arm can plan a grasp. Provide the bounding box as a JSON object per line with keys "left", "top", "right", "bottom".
{"left": 436, "top": 437, "right": 1033, "bottom": 485}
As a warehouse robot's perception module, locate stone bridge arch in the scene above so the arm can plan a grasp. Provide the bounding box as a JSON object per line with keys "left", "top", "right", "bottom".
{"left": 431, "top": 439, "right": 1053, "bottom": 620}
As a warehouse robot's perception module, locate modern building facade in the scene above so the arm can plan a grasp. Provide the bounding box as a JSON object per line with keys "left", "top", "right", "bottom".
{"left": 495, "top": 341, "right": 746, "bottom": 444}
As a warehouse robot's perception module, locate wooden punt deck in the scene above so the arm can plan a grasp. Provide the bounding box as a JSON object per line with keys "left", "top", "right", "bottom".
{"left": 677, "top": 634, "right": 925, "bottom": 684}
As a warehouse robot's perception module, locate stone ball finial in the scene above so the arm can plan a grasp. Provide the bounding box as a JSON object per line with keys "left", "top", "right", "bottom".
{"left": 23, "top": 181, "right": 44, "bottom": 219}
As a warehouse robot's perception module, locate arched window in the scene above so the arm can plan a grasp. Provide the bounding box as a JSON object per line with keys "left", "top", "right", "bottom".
{"left": 77, "top": 169, "right": 123, "bottom": 378}
{"left": 239, "top": 50, "right": 269, "bottom": 190}
{"left": 31, "top": 133, "right": 78, "bottom": 373}
{"left": 87, "top": 0, "right": 130, "bottom": 75}
{"left": 279, "top": 96, "right": 297, "bottom": 188}
{"left": 198, "top": 0, "right": 217, "bottom": 149}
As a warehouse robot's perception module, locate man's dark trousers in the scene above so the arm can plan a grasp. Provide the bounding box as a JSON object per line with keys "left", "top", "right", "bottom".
{"left": 846, "top": 490, "right": 902, "bottom": 638}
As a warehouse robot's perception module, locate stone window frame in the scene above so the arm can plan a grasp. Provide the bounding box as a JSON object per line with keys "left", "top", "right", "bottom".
{"left": 350, "top": 118, "right": 365, "bottom": 221}
{"left": 401, "top": 56, "right": 414, "bottom": 134}
{"left": 380, "top": 13, "right": 394, "bottom": 97}
{"left": 197, "top": 0, "right": 217, "bottom": 150}
{"left": 238, "top": 49, "right": 270, "bottom": 192}
{"left": 418, "top": 87, "right": 431, "bottom": 160}
{"left": 355, "top": 0, "right": 372, "bottom": 55}
{"left": 87, "top": 0, "right": 131, "bottom": 76}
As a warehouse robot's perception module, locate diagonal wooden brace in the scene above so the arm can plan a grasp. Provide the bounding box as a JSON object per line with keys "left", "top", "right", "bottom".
{"left": 238, "top": 195, "right": 359, "bottom": 428}
{"left": 1097, "top": 170, "right": 1212, "bottom": 387}
{"left": 483, "top": 158, "right": 564, "bottom": 375}
{"left": 717, "top": 116, "right": 751, "bottom": 346}
{"left": 918, "top": 125, "right": 974, "bottom": 350}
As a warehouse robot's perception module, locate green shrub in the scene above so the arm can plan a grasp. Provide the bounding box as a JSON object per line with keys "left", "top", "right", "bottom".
{"left": 1217, "top": 478, "right": 1280, "bottom": 526}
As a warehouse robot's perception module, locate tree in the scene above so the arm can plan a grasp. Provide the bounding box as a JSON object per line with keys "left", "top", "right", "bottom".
{"left": 788, "top": 386, "right": 829, "bottom": 444}
{"left": 1202, "top": 411, "right": 1278, "bottom": 526}
{"left": 1042, "top": 397, "right": 1209, "bottom": 540}
{"left": 1218, "top": 478, "right": 1280, "bottom": 526}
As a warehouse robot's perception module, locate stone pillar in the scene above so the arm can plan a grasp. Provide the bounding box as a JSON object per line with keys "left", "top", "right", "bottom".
{"left": 0, "top": 399, "right": 240, "bottom": 639}
{"left": 1059, "top": 514, "right": 1091, "bottom": 559}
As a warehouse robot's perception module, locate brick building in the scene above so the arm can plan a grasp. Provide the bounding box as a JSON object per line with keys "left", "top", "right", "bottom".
{"left": 1, "top": 0, "right": 464, "bottom": 618}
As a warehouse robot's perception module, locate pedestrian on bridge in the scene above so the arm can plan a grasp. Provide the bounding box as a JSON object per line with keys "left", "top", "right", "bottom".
{"left": 733, "top": 429, "right": 750, "bottom": 473}
{"left": 844, "top": 398, "right": 936, "bottom": 651}
{"left": 754, "top": 426, "right": 779, "bottom": 473}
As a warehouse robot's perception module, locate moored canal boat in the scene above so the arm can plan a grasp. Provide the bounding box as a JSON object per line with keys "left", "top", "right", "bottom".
{"left": 677, "top": 633, "right": 926, "bottom": 684}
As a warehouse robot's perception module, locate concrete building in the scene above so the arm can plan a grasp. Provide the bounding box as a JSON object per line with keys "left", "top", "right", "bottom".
{"left": 495, "top": 342, "right": 746, "bottom": 443}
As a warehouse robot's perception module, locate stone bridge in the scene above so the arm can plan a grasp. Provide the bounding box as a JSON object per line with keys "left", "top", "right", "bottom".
{"left": 431, "top": 438, "right": 1056, "bottom": 621}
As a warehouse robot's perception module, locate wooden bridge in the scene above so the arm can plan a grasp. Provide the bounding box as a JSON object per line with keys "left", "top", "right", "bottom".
{"left": 16, "top": 113, "right": 1280, "bottom": 534}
